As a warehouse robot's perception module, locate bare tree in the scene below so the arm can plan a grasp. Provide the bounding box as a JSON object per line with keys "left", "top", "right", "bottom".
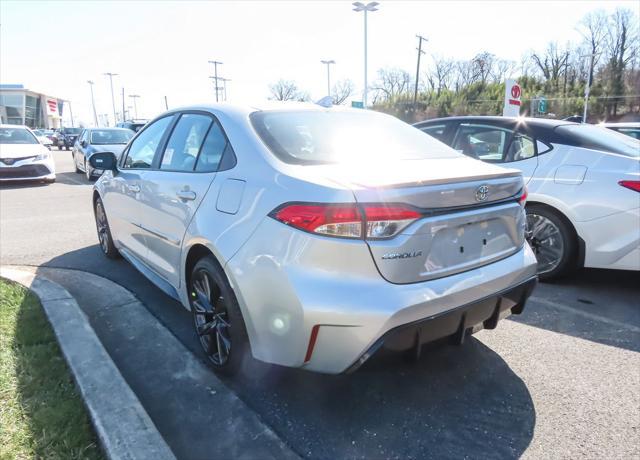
{"left": 371, "top": 68, "right": 411, "bottom": 103}
{"left": 429, "top": 55, "right": 456, "bottom": 94}
{"left": 268, "top": 79, "right": 308, "bottom": 101}
{"left": 531, "top": 42, "right": 570, "bottom": 89}
{"left": 492, "top": 59, "right": 517, "bottom": 83}
{"left": 605, "top": 8, "right": 639, "bottom": 114}
{"left": 471, "top": 52, "right": 496, "bottom": 84}
{"left": 578, "top": 9, "right": 608, "bottom": 83}
{"left": 331, "top": 79, "right": 355, "bottom": 105}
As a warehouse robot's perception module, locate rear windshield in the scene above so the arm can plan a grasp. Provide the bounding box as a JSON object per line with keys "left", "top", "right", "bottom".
{"left": 556, "top": 124, "right": 640, "bottom": 158}
{"left": 90, "top": 129, "right": 133, "bottom": 145}
{"left": 63, "top": 128, "right": 82, "bottom": 135}
{"left": 0, "top": 127, "right": 38, "bottom": 144}
{"left": 250, "top": 110, "right": 460, "bottom": 165}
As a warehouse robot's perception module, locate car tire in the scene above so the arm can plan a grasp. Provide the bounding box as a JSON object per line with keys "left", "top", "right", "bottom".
{"left": 189, "top": 256, "right": 250, "bottom": 376}
{"left": 525, "top": 204, "right": 577, "bottom": 281}
{"left": 94, "top": 197, "right": 120, "bottom": 259}
{"left": 85, "top": 160, "right": 93, "bottom": 181}
{"left": 74, "top": 153, "right": 82, "bottom": 173}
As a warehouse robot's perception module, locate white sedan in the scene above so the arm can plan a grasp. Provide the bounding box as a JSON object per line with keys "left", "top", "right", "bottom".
{"left": 0, "top": 124, "right": 56, "bottom": 183}
{"left": 415, "top": 116, "right": 640, "bottom": 280}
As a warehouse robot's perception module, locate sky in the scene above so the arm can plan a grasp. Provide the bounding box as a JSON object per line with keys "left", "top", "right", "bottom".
{"left": 1, "top": 0, "right": 636, "bottom": 126}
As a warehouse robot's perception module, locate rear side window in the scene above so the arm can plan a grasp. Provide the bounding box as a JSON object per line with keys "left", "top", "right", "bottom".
{"left": 611, "top": 127, "right": 640, "bottom": 140}
{"left": 123, "top": 116, "right": 173, "bottom": 169}
{"left": 195, "top": 121, "right": 232, "bottom": 172}
{"left": 160, "top": 114, "right": 212, "bottom": 171}
{"left": 505, "top": 134, "right": 535, "bottom": 161}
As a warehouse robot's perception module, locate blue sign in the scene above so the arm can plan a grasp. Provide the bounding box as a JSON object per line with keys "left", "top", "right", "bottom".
{"left": 351, "top": 101, "right": 364, "bottom": 109}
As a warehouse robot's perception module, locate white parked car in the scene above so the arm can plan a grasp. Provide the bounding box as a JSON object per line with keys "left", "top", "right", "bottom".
{"left": 32, "top": 129, "right": 54, "bottom": 148}
{"left": 415, "top": 117, "right": 640, "bottom": 280}
{"left": 0, "top": 124, "right": 56, "bottom": 183}
{"left": 601, "top": 122, "right": 640, "bottom": 140}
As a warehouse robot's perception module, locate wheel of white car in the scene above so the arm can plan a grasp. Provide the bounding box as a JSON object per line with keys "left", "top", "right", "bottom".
{"left": 525, "top": 204, "right": 577, "bottom": 281}
{"left": 94, "top": 197, "right": 120, "bottom": 259}
{"left": 189, "top": 256, "right": 250, "bottom": 376}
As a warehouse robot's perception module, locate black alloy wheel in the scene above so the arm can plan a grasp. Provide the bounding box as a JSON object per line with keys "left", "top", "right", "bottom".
{"left": 94, "top": 197, "right": 120, "bottom": 258}
{"left": 189, "top": 256, "right": 249, "bottom": 375}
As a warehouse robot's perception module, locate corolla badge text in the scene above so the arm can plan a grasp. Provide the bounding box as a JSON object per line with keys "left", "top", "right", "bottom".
{"left": 382, "top": 250, "right": 423, "bottom": 260}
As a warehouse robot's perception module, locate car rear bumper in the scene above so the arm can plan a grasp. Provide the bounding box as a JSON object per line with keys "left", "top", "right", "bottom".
{"left": 226, "top": 218, "right": 539, "bottom": 374}
{"left": 345, "top": 276, "right": 537, "bottom": 373}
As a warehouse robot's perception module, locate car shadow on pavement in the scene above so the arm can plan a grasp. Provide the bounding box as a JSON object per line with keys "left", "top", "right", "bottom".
{"left": 54, "top": 172, "right": 90, "bottom": 186}
{"left": 229, "top": 339, "right": 536, "bottom": 459}
{"left": 511, "top": 268, "right": 640, "bottom": 353}
{"left": 0, "top": 181, "right": 52, "bottom": 190}
{"left": 41, "top": 245, "right": 536, "bottom": 459}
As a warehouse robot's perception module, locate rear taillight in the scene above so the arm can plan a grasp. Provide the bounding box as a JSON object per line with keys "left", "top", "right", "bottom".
{"left": 272, "top": 203, "right": 421, "bottom": 239}
{"left": 518, "top": 187, "right": 528, "bottom": 207}
{"left": 619, "top": 180, "right": 640, "bottom": 193}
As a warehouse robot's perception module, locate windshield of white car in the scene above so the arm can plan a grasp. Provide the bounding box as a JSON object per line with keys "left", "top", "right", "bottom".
{"left": 251, "top": 110, "right": 460, "bottom": 165}
{"left": 556, "top": 124, "right": 640, "bottom": 158}
{"left": 90, "top": 130, "right": 133, "bottom": 145}
{"left": 0, "top": 127, "right": 39, "bottom": 144}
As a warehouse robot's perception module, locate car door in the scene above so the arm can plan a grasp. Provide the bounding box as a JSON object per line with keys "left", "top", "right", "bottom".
{"left": 102, "top": 115, "right": 175, "bottom": 261}
{"left": 137, "top": 112, "right": 229, "bottom": 287}
{"left": 452, "top": 122, "right": 538, "bottom": 184}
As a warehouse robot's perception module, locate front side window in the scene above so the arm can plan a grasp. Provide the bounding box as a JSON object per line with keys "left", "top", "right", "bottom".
{"left": 250, "top": 110, "right": 459, "bottom": 165}
{"left": 123, "top": 116, "right": 174, "bottom": 169}
{"left": 90, "top": 130, "right": 133, "bottom": 145}
{"left": 160, "top": 114, "right": 212, "bottom": 171}
{"left": 0, "top": 127, "right": 38, "bottom": 144}
{"left": 453, "top": 124, "right": 514, "bottom": 162}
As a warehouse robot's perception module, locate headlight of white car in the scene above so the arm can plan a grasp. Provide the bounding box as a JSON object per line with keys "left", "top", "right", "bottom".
{"left": 34, "top": 152, "right": 51, "bottom": 161}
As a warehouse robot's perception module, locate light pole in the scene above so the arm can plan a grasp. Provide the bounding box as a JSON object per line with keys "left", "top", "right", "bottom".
{"left": 581, "top": 53, "right": 597, "bottom": 123}
{"left": 129, "top": 94, "right": 140, "bottom": 119}
{"left": 220, "top": 78, "right": 231, "bottom": 101}
{"left": 208, "top": 60, "right": 223, "bottom": 102}
{"left": 87, "top": 80, "right": 98, "bottom": 126}
{"left": 352, "top": 1, "right": 378, "bottom": 108}
{"left": 321, "top": 60, "right": 335, "bottom": 97}
{"left": 103, "top": 72, "right": 118, "bottom": 126}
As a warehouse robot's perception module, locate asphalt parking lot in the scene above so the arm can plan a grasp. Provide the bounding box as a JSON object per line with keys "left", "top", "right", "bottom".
{"left": 1, "top": 151, "right": 639, "bottom": 459}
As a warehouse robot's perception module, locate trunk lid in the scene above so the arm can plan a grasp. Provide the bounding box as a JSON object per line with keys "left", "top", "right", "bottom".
{"left": 314, "top": 157, "right": 526, "bottom": 284}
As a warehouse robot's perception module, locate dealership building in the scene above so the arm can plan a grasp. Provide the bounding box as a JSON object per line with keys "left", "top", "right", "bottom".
{"left": 0, "top": 84, "right": 66, "bottom": 129}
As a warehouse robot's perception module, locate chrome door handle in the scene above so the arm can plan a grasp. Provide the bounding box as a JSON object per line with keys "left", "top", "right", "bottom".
{"left": 176, "top": 190, "right": 196, "bottom": 201}
{"left": 127, "top": 184, "right": 140, "bottom": 193}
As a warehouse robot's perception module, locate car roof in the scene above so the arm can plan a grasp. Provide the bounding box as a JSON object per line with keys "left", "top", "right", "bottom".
{"left": 414, "top": 115, "right": 576, "bottom": 129}
{"left": 162, "top": 101, "right": 364, "bottom": 118}
{"left": 88, "top": 127, "right": 133, "bottom": 132}
{"left": 0, "top": 124, "right": 30, "bottom": 129}
{"left": 601, "top": 122, "right": 640, "bottom": 128}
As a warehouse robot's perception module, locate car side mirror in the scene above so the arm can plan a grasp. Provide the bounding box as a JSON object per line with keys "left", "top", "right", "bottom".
{"left": 89, "top": 151, "right": 118, "bottom": 171}
{"left": 81, "top": 140, "right": 87, "bottom": 148}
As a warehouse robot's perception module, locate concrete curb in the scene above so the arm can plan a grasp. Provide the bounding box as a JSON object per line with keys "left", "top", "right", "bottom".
{"left": 0, "top": 266, "right": 176, "bottom": 460}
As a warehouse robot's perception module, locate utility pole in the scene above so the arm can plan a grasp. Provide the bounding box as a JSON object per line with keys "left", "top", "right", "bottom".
{"left": 208, "top": 60, "right": 223, "bottom": 102}
{"left": 352, "top": 2, "right": 379, "bottom": 108}
{"left": 164, "top": 96, "right": 169, "bottom": 110}
{"left": 129, "top": 94, "right": 140, "bottom": 119}
{"left": 581, "top": 53, "right": 597, "bottom": 123}
{"left": 220, "top": 78, "right": 231, "bottom": 101}
{"left": 413, "top": 35, "right": 428, "bottom": 107}
{"left": 67, "top": 101, "right": 74, "bottom": 127}
{"left": 103, "top": 72, "right": 118, "bottom": 126}
{"left": 121, "top": 87, "right": 126, "bottom": 123}
{"left": 87, "top": 80, "right": 98, "bottom": 126}
{"left": 321, "top": 60, "right": 335, "bottom": 97}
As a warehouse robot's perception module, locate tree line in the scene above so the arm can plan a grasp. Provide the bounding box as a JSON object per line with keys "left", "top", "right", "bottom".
{"left": 268, "top": 8, "right": 638, "bottom": 123}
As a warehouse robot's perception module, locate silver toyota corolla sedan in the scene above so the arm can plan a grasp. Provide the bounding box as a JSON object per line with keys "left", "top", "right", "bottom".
{"left": 90, "top": 103, "right": 538, "bottom": 375}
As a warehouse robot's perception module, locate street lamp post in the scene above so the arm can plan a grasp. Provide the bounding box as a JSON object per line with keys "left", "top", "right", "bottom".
{"left": 129, "top": 94, "right": 140, "bottom": 119}
{"left": 87, "top": 80, "right": 98, "bottom": 127}
{"left": 103, "top": 72, "right": 119, "bottom": 126}
{"left": 320, "top": 60, "right": 335, "bottom": 97}
{"left": 352, "top": 2, "right": 379, "bottom": 108}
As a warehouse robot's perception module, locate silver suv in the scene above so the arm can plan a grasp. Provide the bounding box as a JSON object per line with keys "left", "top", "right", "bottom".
{"left": 91, "top": 103, "right": 538, "bottom": 375}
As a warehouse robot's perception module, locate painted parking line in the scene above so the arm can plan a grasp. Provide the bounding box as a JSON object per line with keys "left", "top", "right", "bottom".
{"left": 529, "top": 296, "right": 640, "bottom": 334}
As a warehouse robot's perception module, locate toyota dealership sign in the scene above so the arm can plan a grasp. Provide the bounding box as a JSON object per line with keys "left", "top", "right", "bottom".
{"left": 503, "top": 79, "right": 521, "bottom": 117}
